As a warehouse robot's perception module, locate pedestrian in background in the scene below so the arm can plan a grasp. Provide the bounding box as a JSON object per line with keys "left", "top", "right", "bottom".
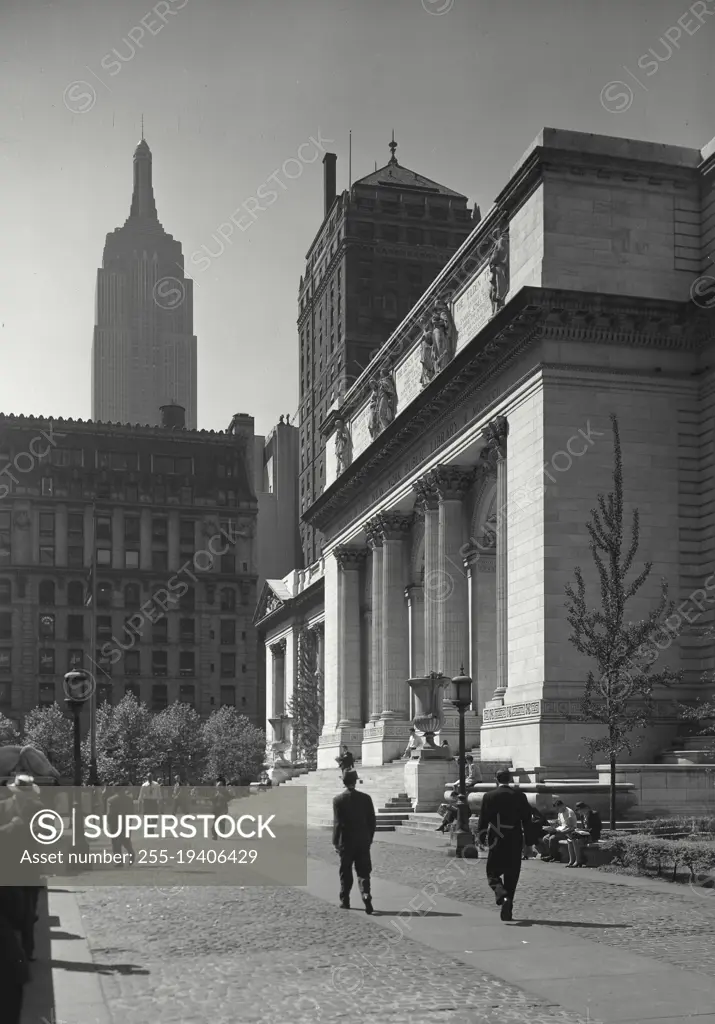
{"left": 476, "top": 768, "right": 533, "bottom": 921}
{"left": 138, "top": 773, "right": 162, "bottom": 816}
{"left": 211, "top": 777, "right": 230, "bottom": 840}
{"left": 106, "top": 786, "right": 136, "bottom": 864}
{"left": 332, "top": 769, "right": 376, "bottom": 913}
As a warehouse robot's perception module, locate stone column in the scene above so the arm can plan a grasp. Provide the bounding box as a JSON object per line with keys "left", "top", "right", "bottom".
{"left": 413, "top": 480, "right": 440, "bottom": 675}
{"left": 405, "top": 584, "right": 424, "bottom": 721}
{"left": 378, "top": 513, "right": 412, "bottom": 721}
{"left": 270, "top": 639, "right": 286, "bottom": 716}
{"left": 427, "top": 466, "right": 475, "bottom": 682}
{"left": 482, "top": 416, "right": 509, "bottom": 704}
{"left": 365, "top": 520, "right": 383, "bottom": 722}
{"left": 335, "top": 548, "right": 366, "bottom": 728}
{"left": 168, "top": 511, "right": 180, "bottom": 572}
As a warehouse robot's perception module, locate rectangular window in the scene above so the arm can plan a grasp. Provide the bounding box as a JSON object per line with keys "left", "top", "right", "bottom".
{"left": 39, "top": 649, "right": 55, "bottom": 674}
{"left": 125, "top": 681, "right": 141, "bottom": 700}
{"left": 179, "top": 520, "right": 194, "bottom": 548}
{"left": 39, "top": 683, "right": 55, "bottom": 706}
{"left": 67, "top": 545, "right": 83, "bottom": 568}
{"left": 152, "top": 455, "right": 173, "bottom": 474}
{"left": 179, "top": 683, "right": 195, "bottom": 706}
{"left": 125, "top": 550, "right": 139, "bottom": 569}
{"left": 179, "top": 618, "right": 195, "bottom": 644}
{"left": 220, "top": 685, "right": 235, "bottom": 706}
{"left": 151, "top": 684, "right": 168, "bottom": 711}
{"left": 41, "top": 478, "right": 53, "bottom": 496}
{"left": 51, "top": 447, "right": 84, "bottom": 467}
{"left": 124, "top": 651, "right": 140, "bottom": 676}
{"left": 153, "top": 619, "right": 168, "bottom": 644}
{"left": 152, "top": 518, "right": 168, "bottom": 543}
{"left": 180, "top": 487, "right": 193, "bottom": 505}
{"left": 39, "top": 546, "right": 55, "bottom": 566}
{"left": 67, "top": 615, "right": 84, "bottom": 641}
{"left": 220, "top": 653, "right": 236, "bottom": 678}
{"left": 38, "top": 614, "right": 54, "bottom": 640}
{"left": 96, "top": 516, "right": 112, "bottom": 541}
{"left": 125, "top": 484, "right": 138, "bottom": 503}
{"left": 221, "top": 554, "right": 235, "bottom": 575}
{"left": 0, "top": 511, "right": 11, "bottom": 563}
{"left": 220, "top": 620, "right": 235, "bottom": 646}
{"left": 0, "top": 649, "right": 11, "bottom": 673}
{"left": 39, "top": 512, "right": 55, "bottom": 538}
{"left": 152, "top": 650, "right": 168, "bottom": 676}
{"left": 152, "top": 550, "right": 168, "bottom": 571}
{"left": 124, "top": 518, "right": 140, "bottom": 544}
{"left": 67, "top": 649, "right": 83, "bottom": 671}
{"left": 0, "top": 579, "right": 9, "bottom": 603}
{"left": 97, "top": 549, "right": 111, "bottom": 566}
{"left": 69, "top": 480, "right": 83, "bottom": 500}
{"left": 96, "top": 615, "right": 112, "bottom": 641}
{"left": 179, "top": 651, "right": 195, "bottom": 676}
{"left": 97, "top": 682, "right": 113, "bottom": 705}
{"left": 68, "top": 512, "right": 84, "bottom": 535}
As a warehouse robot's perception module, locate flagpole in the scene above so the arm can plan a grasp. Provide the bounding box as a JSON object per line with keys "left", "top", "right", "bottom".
{"left": 89, "top": 503, "right": 98, "bottom": 785}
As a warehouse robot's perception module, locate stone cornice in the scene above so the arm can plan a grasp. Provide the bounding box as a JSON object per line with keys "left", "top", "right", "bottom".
{"left": 305, "top": 288, "right": 702, "bottom": 533}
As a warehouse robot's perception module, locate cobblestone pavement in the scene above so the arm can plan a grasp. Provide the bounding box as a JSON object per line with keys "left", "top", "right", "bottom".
{"left": 73, "top": 883, "right": 593, "bottom": 1024}
{"left": 307, "top": 831, "right": 715, "bottom": 977}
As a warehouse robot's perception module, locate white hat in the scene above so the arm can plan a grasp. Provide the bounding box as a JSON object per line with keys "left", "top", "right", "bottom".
{"left": 8, "top": 774, "right": 41, "bottom": 794}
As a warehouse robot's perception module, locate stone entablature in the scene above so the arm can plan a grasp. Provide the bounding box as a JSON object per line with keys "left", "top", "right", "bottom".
{"left": 322, "top": 127, "right": 713, "bottom": 492}
{"left": 483, "top": 699, "right": 679, "bottom": 723}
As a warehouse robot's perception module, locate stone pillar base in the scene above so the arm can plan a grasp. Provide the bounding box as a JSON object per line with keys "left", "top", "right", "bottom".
{"left": 437, "top": 711, "right": 481, "bottom": 752}
{"left": 361, "top": 718, "right": 411, "bottom": 766}
{"left": 404, "top": 756, "right": 456, "bottom": 812}
{"left": 316, "top": 725, "right": 365, "bottom": 770}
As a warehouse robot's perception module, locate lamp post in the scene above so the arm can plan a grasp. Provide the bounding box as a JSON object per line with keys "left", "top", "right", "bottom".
{"left": 450, "top": 666, "right": 476, "bottom": 858}
{"left": 64, "top": 671, "right": 91, "bottom": 855}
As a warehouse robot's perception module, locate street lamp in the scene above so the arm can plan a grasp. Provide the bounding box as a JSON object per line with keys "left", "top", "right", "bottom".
{"left": 450, "top": 666, "right": 476, "bottom": 858}
{"left": 64, "top": 670, "right": 91, "bottom": 855}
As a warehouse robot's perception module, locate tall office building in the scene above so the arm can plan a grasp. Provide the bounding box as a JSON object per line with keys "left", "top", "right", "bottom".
{"left": 297, "top": 139, "right": 478, "bottom": 564}
{"left": 92, "top": 138, "right": 198, "bottom": 428}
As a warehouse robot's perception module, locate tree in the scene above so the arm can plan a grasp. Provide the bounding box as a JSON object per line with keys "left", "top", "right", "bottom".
{"left": 22, "top": 704, "right": 74, "bottom": 776}
{"left": 150, "top": 702, "right": 206, "bottom": 783}
{"left": 201, "top": 706, "right": 266, "bottom": 783}
{"left": 0, "top": 711, "right": 20, "bottom": 745}
{"left": 564, "top": 414, "right": 680, "bottom": 829}
{"left": 286, "top": 628, "right": 323, "bottom": 769}
{"left": 678, "top": 689, "right": 715, "bottom": 736}
{"left": 95, "top": 693, "right": 153, "bottom": 784}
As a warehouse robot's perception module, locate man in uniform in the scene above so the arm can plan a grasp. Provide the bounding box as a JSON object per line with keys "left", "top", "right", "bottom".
{"left": 476, "top": 767, "right": 533, "bottom": 921}
{"left": 332, "top": 769, "right": 376, "bottom": 913}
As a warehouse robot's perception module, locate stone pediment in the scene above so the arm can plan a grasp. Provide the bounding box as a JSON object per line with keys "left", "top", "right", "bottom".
{"left": 253, "top": 580, "right": 290, "bottom": 625}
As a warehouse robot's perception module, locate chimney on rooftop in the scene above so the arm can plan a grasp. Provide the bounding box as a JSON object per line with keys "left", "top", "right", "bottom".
{"left": 160, "top": 404, "right": 186, "bottom": 429}
{"left": 323, "top": 152, "right": 337, "bottom": 218}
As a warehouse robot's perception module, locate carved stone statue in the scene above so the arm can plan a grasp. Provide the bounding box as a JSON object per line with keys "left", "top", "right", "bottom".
{"left": 431, "top": 299, "right": 456, "bottom": 374}
{"left": 367, "top": 377, "right": 380, "bottom": 439}
{"left": 375, "top": 365, "right": 397, "bottom": 434}
{"left": 489, "top": 232, "right": 509, "bottom": 314}
{"left": 419, "top": 316, "right": 435, "bottom": 387}
{"left": 335, "top": 418, "right": 352, "bottom": 474}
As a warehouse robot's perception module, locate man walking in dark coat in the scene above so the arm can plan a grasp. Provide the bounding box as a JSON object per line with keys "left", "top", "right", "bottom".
{"left": 476, "top": 768, "right": 533, "bottom": 921}
{"left": 332, "top": 769, "right": 376, "bottom": 913}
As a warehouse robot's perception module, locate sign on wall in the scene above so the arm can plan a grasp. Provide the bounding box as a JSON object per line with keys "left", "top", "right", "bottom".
{"left": 453, "top": 266, "right": 491, "bottom": 354}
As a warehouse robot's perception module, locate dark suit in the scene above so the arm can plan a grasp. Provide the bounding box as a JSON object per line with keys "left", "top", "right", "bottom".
{"left": 332, "top": 788, "right": 376, "bottom": 903}
{"left": 476, "top": 785, "right": 533, "bottom": 905}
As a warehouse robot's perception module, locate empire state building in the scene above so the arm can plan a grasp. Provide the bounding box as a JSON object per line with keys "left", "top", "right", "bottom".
{"left": 92, "top": 138, "right": 197, "bottom": 428}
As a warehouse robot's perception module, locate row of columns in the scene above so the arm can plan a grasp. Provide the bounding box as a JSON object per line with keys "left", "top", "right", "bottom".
{"left": 328, "top": 414, "right": 510, "bottom": 752}
{"left": 269, "top": 621, "right": 325, "bottom": 730}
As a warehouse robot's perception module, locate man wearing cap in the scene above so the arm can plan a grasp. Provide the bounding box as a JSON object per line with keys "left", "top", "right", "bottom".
{"left": 476, "top": 768, "right": 533, "bottom": 921}
{"left": 332, "top": 769, "right": 376, "bottom": 913}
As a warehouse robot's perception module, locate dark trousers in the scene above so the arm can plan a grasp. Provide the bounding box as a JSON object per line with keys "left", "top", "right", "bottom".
{"left": 486, "top": 837, "right": 523, "bottom": 903}
{"left": 21, "top": 887, "right": 40, "bottom": 959}
{"left": 110, "top": 835, "right": 135, "bottom": 861}
{"left": 338, "top": 845, "right": 372, "bottom": 902}
{"left": 4, "top": 982, "right": 22, "bottom": 1024}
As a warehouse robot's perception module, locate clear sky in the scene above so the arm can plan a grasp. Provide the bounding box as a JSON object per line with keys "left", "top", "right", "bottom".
{"left": 0, "top": 0, "right": 711, "bottom": 436}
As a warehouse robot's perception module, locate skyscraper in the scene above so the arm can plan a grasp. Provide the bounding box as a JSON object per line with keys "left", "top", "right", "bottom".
{"left": 297, "top": 138, "right": 478, "bottom": 564}
{"left": 92, "top": 138, "right": 198, "bottom": 429}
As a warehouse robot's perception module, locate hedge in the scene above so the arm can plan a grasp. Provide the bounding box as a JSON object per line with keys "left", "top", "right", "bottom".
{"left": 599, "top": 833, "right": 715, "bottom": 883}
{"left": 635, "top": 816, "right": 715, "bottom": 836}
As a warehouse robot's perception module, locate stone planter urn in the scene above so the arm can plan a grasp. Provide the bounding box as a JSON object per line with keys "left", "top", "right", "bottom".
{"left": 408, "top": 673, "right": 449, "bottom": 752}
{"left": 268, "top": 716, "right": 293, "bottom": 764}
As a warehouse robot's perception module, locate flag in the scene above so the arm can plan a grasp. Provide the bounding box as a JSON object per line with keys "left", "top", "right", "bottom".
{"left": 85, "top": 563, "right": 93, "bottom": 607}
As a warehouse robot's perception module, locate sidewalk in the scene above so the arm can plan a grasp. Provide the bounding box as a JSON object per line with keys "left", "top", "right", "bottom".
{"left": 304, "top": 857, "right": 715, "bottom": 1024}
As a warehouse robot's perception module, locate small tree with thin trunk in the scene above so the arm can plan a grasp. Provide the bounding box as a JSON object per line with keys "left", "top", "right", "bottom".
{"left": 565, "top": 414, "right": 680, "bottom": 829}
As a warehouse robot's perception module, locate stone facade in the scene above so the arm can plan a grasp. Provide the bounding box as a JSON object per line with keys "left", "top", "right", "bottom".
{"left": 299, "top": 127, "right": 715, "bottom": 776}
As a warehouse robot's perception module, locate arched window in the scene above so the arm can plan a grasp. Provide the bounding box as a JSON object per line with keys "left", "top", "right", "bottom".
{"left": 38, "top": 580, "right": 55, "bottom": 606}
{"left": 124, "top": 583, "right": 141, "bottom": 608}
{"left": 97, "top": 582, "right": 113, "bottom": 607}
{"left": 220, "top": 588, "right": 236, "bottom": 612}
{"left": 67, "top": 581, "right": 84, "bottom": 607}
{"left": 0, "top": 579, "right": 11, "bottom": 603}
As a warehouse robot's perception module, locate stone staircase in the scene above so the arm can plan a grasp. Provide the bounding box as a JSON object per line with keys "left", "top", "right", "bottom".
{"left": 279, "top": 761, "right": 414, "bottom": 830}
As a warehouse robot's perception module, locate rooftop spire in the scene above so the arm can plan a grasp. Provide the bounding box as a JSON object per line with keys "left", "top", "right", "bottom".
{"left": 388, "top": 130, "right": 398, "bottom": 165}
{"left": 129, "top": 135, "right": 157, "bottom": 219}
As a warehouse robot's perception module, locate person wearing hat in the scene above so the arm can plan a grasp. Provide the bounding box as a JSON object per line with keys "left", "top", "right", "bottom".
{"left": 476, "top": 768, "right": 534, "bottom": 921}
{"left": 332, "top": 769, "right": 376, "bottom": 913}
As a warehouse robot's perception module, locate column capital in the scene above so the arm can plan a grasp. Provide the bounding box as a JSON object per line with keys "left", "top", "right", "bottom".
{"left": 412, "top": 478, "right": 439, "bottom": 512}
{"left": 334, "top": 547, "right": 368, "bottom": 570}
{"left": 270, "top": 638, "right": 286, "bottom": 655}
{"left": 311, "top": 621, "right": 324, "bottom": 639}
{"left": 427, "top": 464, "right": 476, "bottom": 501}
{"left": 377, "top": 511, "right": 413, "bottom": 541}
{"left": 365, "top": 518, "right": 383, "bottom": 549}
{"left": 481, "top": 415, "right": 509, "bottom": 465}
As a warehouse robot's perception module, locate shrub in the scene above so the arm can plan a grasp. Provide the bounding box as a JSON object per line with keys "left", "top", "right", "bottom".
{"left": 599, "top": 833, "right": 715, "bottom": 882}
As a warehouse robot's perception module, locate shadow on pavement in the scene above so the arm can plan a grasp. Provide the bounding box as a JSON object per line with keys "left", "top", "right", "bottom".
{"left": 510, "top": 919, "right": 631, "bottom": 929}
{"left": 49, "top": 960, "right": 149, "bottom": 976}
{"left": 371, "top": 910, "right": 462, "bottom": 918}
{"left": 49, "top": 930, "right": 83, "bottom": 940}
